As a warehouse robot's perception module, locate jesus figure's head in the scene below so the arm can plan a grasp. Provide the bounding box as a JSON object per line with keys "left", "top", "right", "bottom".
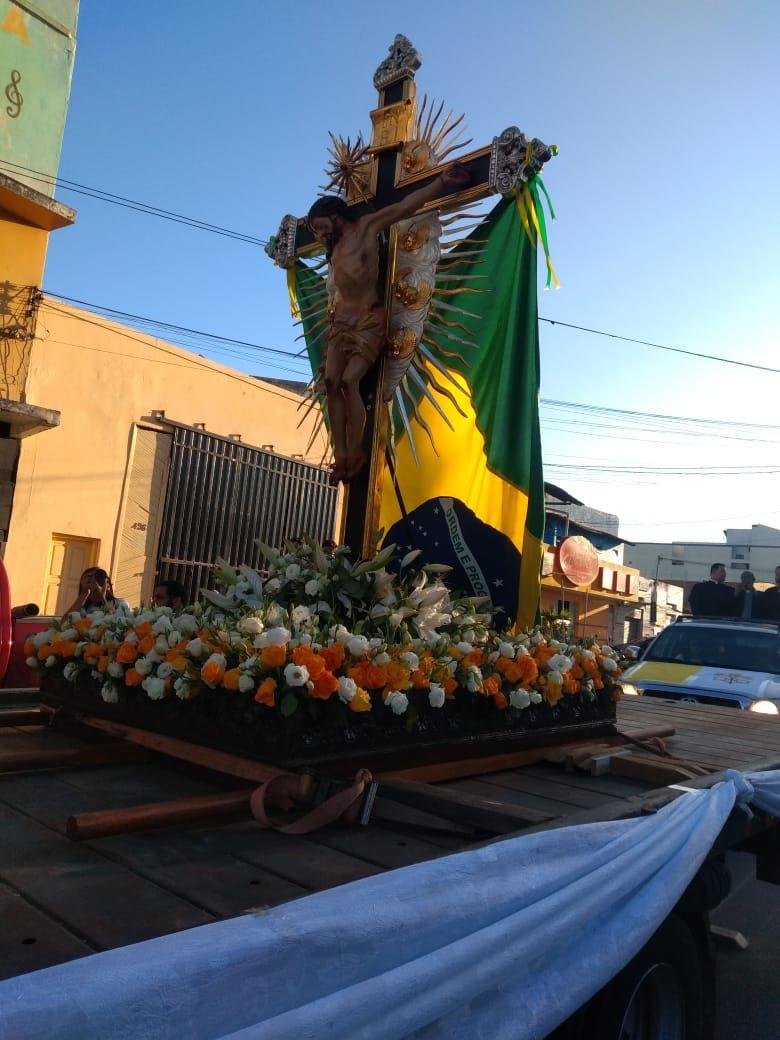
{"left": 307, "top": 196, "right": 358, "bottom": 257}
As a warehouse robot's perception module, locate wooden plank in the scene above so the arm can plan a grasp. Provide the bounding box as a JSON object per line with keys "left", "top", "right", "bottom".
{"left": 0, "top": 880, "right": 93, "bottom": 982}
{"left": 370, "top": 797, "right": 475, "bottom": 848}
{"left": 0, "top": 743, "right": 147, "bottom": 773}
{"left": 0, "top": 802, "right": 213, "bottom": 948}
{"left": 379, "top": 776, "right": 552, "bottom": 833}
{"left": 0, "top": 709, "right": 46, "bottom": 727}
{"left": 448, "top": 778, "right": 576, "bottom": 819}
{"left": 517, "top": 762, "right": 655, "bottom": 799}
{"left": 313, "top": 822, "right": 447, "bottom": 870}
{"left": 66, "top": 790, "right": 254, "bottom": 840}
{"left": 477, "top": 769, "right": 624, "bottom": 810}
{"left": 193, "top": 823, "right": 382, "bottom": 891}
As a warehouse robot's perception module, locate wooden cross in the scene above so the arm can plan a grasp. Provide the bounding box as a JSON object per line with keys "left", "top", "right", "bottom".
{"left": 267, "top": 34, "right": 552, "bottom": 557}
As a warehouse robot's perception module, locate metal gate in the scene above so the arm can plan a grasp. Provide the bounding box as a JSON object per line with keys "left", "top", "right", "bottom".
{"left": 156, "top": 423, "right": 337, "bottom": 599}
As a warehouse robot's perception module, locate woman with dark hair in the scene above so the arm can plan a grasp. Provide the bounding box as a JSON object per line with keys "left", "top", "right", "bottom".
{"left": 64, "top": 567, "right": 130, "bottom": 617}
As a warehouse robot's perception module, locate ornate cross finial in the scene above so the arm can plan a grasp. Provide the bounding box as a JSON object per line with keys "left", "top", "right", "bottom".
{"left": 265, "top": 215, "right": 298, "bottom": 269}
{"left": 373, "top": 34, "right": 422, "bottom": 90}
{"left": 489, "top": 127, "right": 556, "bottom": 195}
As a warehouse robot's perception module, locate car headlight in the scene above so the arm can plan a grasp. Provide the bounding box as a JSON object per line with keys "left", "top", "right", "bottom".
{"left": 620, "top": 683, "right": 640, "bottom": 697}
{"left": 749, "top": 700, "right": 780, "bottom": 715}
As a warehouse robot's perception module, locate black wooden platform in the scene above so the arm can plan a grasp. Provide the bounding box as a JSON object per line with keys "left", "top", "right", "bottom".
{"left": 1, "top": 696, "right": 779, "bottom": 982}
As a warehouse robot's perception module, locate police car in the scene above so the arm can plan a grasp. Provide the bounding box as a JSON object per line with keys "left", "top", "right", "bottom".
{"left": 621, "top": 616, "right": 780, "bottom": 716}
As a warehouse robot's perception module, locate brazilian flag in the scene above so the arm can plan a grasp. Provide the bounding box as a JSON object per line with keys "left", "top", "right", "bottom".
{"left": 290, "top": 190, "right": 549, "bottom": 629}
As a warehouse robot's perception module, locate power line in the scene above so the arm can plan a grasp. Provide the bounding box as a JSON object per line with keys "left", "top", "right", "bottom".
{"left": 540, "top": 318, "right": 780, "bottom": 376}
{"left": 0, "top": 158, "right": 267, "bottom": 247}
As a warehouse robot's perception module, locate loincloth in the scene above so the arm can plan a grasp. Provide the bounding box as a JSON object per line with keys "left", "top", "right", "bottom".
{"left": 328, "top": 308, "right": 386, "bottom": 365}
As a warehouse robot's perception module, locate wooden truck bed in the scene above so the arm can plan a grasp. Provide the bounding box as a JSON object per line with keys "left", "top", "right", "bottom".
{"left": 1, "top": 696, "right": 779, "bottom": 982}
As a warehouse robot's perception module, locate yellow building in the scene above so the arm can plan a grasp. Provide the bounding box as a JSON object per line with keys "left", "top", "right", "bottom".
{"left": 3, "top": 297, "right": 333, "bottom": 611}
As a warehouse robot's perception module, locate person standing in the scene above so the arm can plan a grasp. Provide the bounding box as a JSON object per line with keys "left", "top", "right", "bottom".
{"left": 153, "top": 579, "right": 187, "bottom": 609}
{"left": 760, "top": 566, "right": 780, "bottom": 621}
{"left": 688, "top": 563, "right": 735, "bottom": 617}
{"left": 734, "top": 571, "right": 759, "bottom": 620}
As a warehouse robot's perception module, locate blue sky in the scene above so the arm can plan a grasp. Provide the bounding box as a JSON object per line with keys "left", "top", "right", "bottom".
{"left": 42, "top": 0, "right": 780, "bottom": 543}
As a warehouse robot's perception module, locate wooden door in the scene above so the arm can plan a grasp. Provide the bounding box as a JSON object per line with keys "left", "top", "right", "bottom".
{"left": 43, "top": 536, "right": 99, "bottom": 616}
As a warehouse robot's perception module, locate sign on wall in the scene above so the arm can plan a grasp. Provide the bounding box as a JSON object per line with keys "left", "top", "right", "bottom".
{"left": 0, "top": 1, "right": 79, "bottom": 194}
{"left": 555, "top": 535, "right": 600, "bottom": 588}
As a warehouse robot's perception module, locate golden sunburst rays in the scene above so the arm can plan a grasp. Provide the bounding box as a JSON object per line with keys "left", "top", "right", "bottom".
{"left": 320, "top": 133, "right": 372, "bottom": 202}
{"left": 401, "top": 95, "right": 474, "bottom": 176}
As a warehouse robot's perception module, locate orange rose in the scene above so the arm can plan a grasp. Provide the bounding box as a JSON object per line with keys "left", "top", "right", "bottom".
{"left": 137, "top": 634, "right": 155, "bottom": 655}
{"left": 385, "top": 661, "right": 411, "bottom": 691}
{"left": 443, "top": 677, "right": 458, "bottom": 697}
{"left": 116, "top": 642, "right": 138, "bottom": 664}
{"left": 37, "top": 644, "right": 52, "bottom": 661}
{"left": 254, "top": 677, "right": 276, "bottom": 707}
{"left": 310, "top": 671, "right": 339, "bottom": 700}
{"left": 74, "top": 618, "right": 92, "bottom": 635}
{"left": 545, "top": 682, "right": 563, "bottom": 707}
{"left": 83, "top": 642, "right": 103, "bottom": 662}
{"left": 98, "top": 655, "right": 109, "bottom": 674}
{"left": 463, "top": 650, "right": 483, "bottom": 668}
{"left": 260, "top": 644, "right": 287, "bottom": 670}
{"left": 348, "top": 662, "right": 388, "bottom": 690}
{"left": 321, "top": 642, "right": 345, "bottom": 671}
{"left": 51, "top": 639, "right": 78, "bottom": 657}
{"left": 483, "top": 674, "right": 501, "bottom": 698}
{"left": 201, "top": 660, "right": 225, "bottom": 686}
{"left": 125, "top": 668, "right": 143, "bottom": 687}
{"left": 134, "top": 622, "right": 153, "bottom": 639}
{"left": 349, "top": 686, "right": 372, "bottom": 713}
{"left": 23, "top": 638, "right": 35, "bottom": 656}
{"left": 223, "top": 668, "right": 241, "bottom": 691}
{"left": 505, "top": 656, "right": 538, "bottom": 685}
{"left": 169, "top": 655, "right": 188, "bottom": 672}
{"left": 410, "top": 668, "right": 430, "bottom": 689}
{"left": 562, "top": 675, "right": 579, "bottom": 695}
{"left": 492, "top": 690, "right": 508, "bottom": 709}
{"left": 292, "top": 646, "right": 325, "bottom": 679}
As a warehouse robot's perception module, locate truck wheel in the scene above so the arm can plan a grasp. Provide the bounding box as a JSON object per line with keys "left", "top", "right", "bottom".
{"left": 550, "top": 914, "right": 711, "bottom": 1040}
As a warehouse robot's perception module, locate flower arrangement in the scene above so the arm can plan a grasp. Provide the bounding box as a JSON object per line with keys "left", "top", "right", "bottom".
{"left": 32, "top": 540, "right": 622, "bottom": 759}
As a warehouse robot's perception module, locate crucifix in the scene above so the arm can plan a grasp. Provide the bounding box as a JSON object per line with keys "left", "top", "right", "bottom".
{"left": 267, "top": 35, "right": 553, "bottom": 558}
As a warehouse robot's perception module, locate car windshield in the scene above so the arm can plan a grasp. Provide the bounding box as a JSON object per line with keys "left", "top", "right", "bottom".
{"left": 645, "top": 626, "right": 780, "bottom": 675}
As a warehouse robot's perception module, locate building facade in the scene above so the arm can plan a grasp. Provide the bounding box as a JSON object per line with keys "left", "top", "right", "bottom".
{"left": 624, "top": 525, "right": 780, "bottom": 608}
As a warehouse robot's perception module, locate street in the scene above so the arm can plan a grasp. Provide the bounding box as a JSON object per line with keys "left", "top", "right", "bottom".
{"left": 713, "top": 852, "right": 780, "bottom": 1039}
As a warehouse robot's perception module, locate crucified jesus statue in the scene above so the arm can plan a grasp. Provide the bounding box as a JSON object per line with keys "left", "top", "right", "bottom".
{"left": 307, "top": 161, "right": 469, "bottom": 485}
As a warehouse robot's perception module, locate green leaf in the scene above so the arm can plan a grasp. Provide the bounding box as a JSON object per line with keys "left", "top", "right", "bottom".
{"left": 280, "top": 692, "right": 299, "bottom": 717}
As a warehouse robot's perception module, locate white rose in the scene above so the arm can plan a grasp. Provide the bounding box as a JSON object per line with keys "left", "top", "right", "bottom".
{"left": 257, "top": 626, "right": 291, "bottom": 648}
{"left": 373, "top": 652, "right": 390, "bottom": 666}
{"left": 529, "top": 691, "right": 543, "bottom": 704}
{"left": 134, "top": 657, "right": 153, "bottom": 677}
{"left": 123, "top": 631, "right": 139, "bottom": 646}
{"left": 101, "top": 683, "right": 119, "bottom": 704}
{"left": 510, "top": 689, "right": 531, "bottom": 710}
{"left": 45, "top": 655, "right": 56, "bottom": 668}
{"left": 64, "top": 661, "right": 79, "bottom": 682}
{"left": 581, "top": 650, "right": 596, "bottom": 661}
{"left": 285, "top": 564, "right": 301, "bottom": 580}
{"left": 428, "top": 684, "right": 446, "bottom": 709}
{"left": 335, "top": 625, "right": 351, "bottom": 642}
{"left": 291, "top": 605, "right": 311, "bottom": 626}
{"left": 602, "top": 657, "right": 618, "bottom": 673}
{"left": 465, "top": 666, "right": 483, "bottom": 692}
{"left": 174, "top": 677, "right": 191, "bottom": 700}
{"left": 60, "top": 628, "right": 78, "bottom": 642}
{"left": 401, "top": 651, "right": 419, "bottom": 670}
{"left": 369, "top": 638, "right": 384, "bottom": 648}
{"left": 186, "top": 637, "right": 204, "bottom": 657}
{"left": 389, "top": 612, "right": 403, "bottom": 628}
{"left": 266, "top": 578, "right": 282, "bottom": 593}
{"left": 601, "top": 645, "right": 614, "bottom": 657}
{"left": 284, "top": 663, "right": 309, "bottom": 687}
{"left": 238, "top": 617, "right": 264, "bottom": 636}
{"left": 157, "top": 663, "right": 173, "bottom": 679}
{"left": 238, "top": 673, "right": 255, "bottom": 693}
{"left": 108, "top": 662, "right": 124, "bottom": 678}
{"left": 142, "top": 676, "right": 166, "bottom": 700}
{"left": 172, "top": 614, "right": 199, "bottom": 635}
{"left": 456, "top": 641, "right": 473, "bottom": 655}
{"left": 155, "top": 636, "right": 169, "bottom": 655}
{"left": 33, "top": 629, "right": 56, "bottom": 648}
{"left": 547, "top": 669, "right": 563, "bottom": 687}
{"left": 385, "top": 690, "right": 409, "bottom": 715}
{"left": 548, "top": 654, "right": 573, "bottom": 674}
{"left": 152, "top": 616, "right": 173, "bottom": 635}
{"left": 347, "top": 635, "right": 369, "bottom": 657}
{"left": 168, "top": 630, "right": 181, "bottom": 648}
{"left": 530, "top": 632, "right": 545, "bottom": 645}
{"left": 338, "top": 676, "right": 357, "bottom": 704}
{"left": 515, "top": 644, "right": 530, "bottom": 657}
{"left": 25, "top": 656, "right": 38, "bottom": 668}
{"left": 305, "top": 578, "right": 321, "bottom": 597}
{"left": 499, "top": 642, "right": 516, "bottom": 660}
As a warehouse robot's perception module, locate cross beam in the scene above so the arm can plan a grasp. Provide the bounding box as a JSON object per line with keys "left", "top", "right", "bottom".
{"left": 267, "top": 34, "right": 553, "bottom": 557}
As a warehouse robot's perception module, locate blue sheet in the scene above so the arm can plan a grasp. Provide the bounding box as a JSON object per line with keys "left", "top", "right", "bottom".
{"left": 1, "top": 770, "right": 777, "bottom": 1040}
